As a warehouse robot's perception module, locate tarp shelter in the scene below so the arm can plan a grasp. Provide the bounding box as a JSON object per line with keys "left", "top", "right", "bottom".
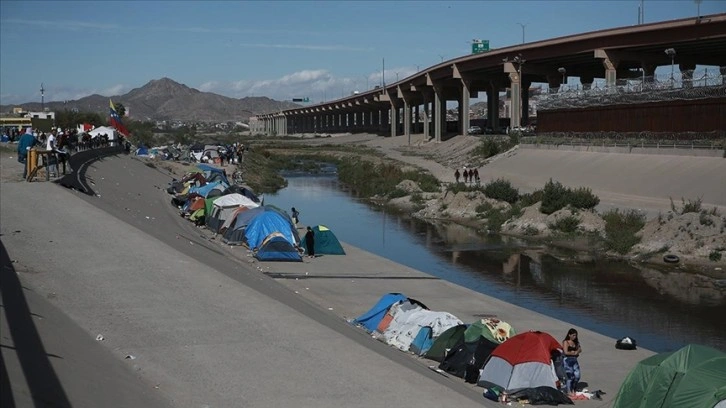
{"left": 254, "top": 232, "right": 303, "bottom": 262}
{"left": 197, "top": 163, "right": 229, "bottom": 186}
{"left": 478, "top": 331, "right": 562, "bottom": 392}
{"left": 224, "top": 185, "right": 262, "bottom": 204}
{"left": 206, "top": 194, "right": 260, "bottom": 234}
{"left": 244, "top": 210, "right": 300, "bottom": 250}
{"left": 300, "top": 225, "right": 346, "bottom": 255}
{"left": 613, "top": 344, "right": 726, "bottom": 408}
{"left": 88, "top": 126, "right": 118, "bottom": 140}
{"left": 353, "top": 293, "right": 408, "bottom": 333}
{"left": 379, "top": 301, "right": 462, "bottom": 352}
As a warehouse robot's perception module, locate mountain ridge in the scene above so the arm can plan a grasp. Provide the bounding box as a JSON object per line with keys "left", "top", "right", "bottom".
{"left": 0, "top": 77, "right": 300, "bottom": 122}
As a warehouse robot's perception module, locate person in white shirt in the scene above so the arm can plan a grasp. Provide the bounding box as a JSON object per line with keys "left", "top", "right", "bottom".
{"left": 46, "top": 128, "right": 58, "bottom": 176}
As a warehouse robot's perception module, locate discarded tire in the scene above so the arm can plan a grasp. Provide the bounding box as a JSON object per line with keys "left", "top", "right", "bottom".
{"left": 663, "top": 254, "right": 680, "bottom": 264}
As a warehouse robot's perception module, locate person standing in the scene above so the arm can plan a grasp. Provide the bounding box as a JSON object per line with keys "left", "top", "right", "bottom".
{"left": 562, "top": 328, "right": 582, "bottom": 396}
{"left": 291, "top": 207, "right": 300, "bottom": 226}
{"left": 454, "top": 169, "right": 460, "bottom": 183}
{"left": 17, "top": 129, "right": 38, "bottom": 179}
{"left": 304, "top": 226, "right": 315, "bottom": 258}
{"left": 473, "top": 168, "right": 480, "bottom": 185}
{"left": 463, "top": 168, "right": 469, "bottom": 184}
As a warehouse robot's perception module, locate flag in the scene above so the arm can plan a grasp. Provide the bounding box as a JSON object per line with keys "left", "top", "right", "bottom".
{"left": 109, "top": 99, "right": 130, "bottom": 136}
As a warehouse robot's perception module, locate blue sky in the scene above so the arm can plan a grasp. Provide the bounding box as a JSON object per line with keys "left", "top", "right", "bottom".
{"left": 1, "top": 0, "right": 723, "bottom": 107}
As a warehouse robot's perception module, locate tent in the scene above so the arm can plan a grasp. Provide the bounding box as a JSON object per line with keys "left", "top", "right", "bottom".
{"left": 424, "top": 324, "right": 469, "bottom": 362}
{"left": 613, "top": 344, "right": 726, "bottom": 408}
{"left": 438, "top": 318, "right": 516, "bottom": 383}
{"left": 244, "top": 210, "right": 299, "bottom": 250}
{"left": 88, "top": 126, "right": 118, "bottom": 140}
{"left": 300, "top": 225, "right": 346, "bottom": 255}
{"left": 378, "top": 300, "right": 462, "bottom": 352}
{"left": 478, "top": 331, "right": 562, "bottom": 392}
{"left": 223, "top": 184, "right": 262, "bottom": 204}
{"left": 222, "top": 206, "right": 266, "bottom": 245}
{"left": 206, "top": 194, "right": 260, "bottom": 234}
{"left": 353, "top": 293, "right": 408, "bottom": 333}
{"left": 254, "top": 232, "right": 303, "bottom": 262}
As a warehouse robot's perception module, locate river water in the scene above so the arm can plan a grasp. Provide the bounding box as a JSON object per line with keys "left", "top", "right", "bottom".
{"left": 268, "top": 174, "right": 726, "bottom": 353}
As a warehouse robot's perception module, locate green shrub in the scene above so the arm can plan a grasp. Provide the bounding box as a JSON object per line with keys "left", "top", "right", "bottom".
{"left": 410, "top": 193, "right": 424, "bottom": 204}
{"left": 388, "top": 188, "right": 408, "bottom": 199}
{"left": 569, "top": 187, "right": 600, "bottom": 210}
{"left": 540, "top": 179, "right": 570, "bottom": 215}
{"left": 447, "top": 183, "right": 481, "bottom": 194}
{"left": 484, "top": 179, "right": 519, "bottom": 204}
{"left": 603, "top": 209, "right": 646, "bottom": 254}
{"left": 709, "top": 250, "right": 722, "bottom": 262}
{"left": 486, "top": 208, "right": 509, "bottom": 232}
{"left": 671, "top": 197, "right": 703, "bottom": 214}
{"left": 699, "top": 212, "right": 715, "bottom": 227}
{"left": 476, "top": 202, "right": 494, "bottom": 214}
{"left": 519, "top": 189, "right": 543, "bottom": 207}
{"left": 473, "top": 139, "right": 500, "bottom": 158}
{"left": 549, "top": 215, "right": 580, "bottom": 233}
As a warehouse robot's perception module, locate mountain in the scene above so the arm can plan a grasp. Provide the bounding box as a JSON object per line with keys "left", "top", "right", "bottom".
{"left": 0, "top": 78, "right": 300, "bottom": 122}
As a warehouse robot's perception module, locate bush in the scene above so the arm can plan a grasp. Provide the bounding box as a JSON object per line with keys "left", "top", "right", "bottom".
{"left": 603, "top": 209, "right": 646, "bottom": 254}
{"left": 476, "top": 202, "right": 494, "bottom": 214}
{"left": 388, "top": 188, "right": 408, "bottom": 199}
{"left": 484, "top": 179, "right": 519, "bottom": 204}
{"left": 670, "top": 197, "right": 703, "bottom": 214}
{"left": 709, "top": 250, "right": 722, "bottom": 262}
{"left": 549, "top": 215, "right": 580, "bottom": 233}
{"left": 569, "top": 187, "right": 600, "bottom": 210}
{"left": 473, "top": 139, "right": 500, "bottom": 158}
{"left": 540, "top": 179, "right": 570, "bottom": 215}
{"left": 519, "top": 189, "right": 543, "bottom": 207}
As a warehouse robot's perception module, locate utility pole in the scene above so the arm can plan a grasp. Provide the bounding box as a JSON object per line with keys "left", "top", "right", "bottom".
{"left": 516, "top": 23, "right": 526, "bottom": 44}
{"left": 694, "top": 0, "right": 702, "bottom": 18}
{"left": 40, "top": 83, "right": 45, "bottom": 111}
{"left": 382, "top": 58, "right": 385, "bottom": 87}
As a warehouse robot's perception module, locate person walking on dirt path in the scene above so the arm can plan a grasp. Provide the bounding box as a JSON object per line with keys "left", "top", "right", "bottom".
{"left": 454, "top": 169, "right": 460, "bottom": 183}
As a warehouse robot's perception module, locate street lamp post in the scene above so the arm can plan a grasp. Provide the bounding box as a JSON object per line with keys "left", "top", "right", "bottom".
{"left": 558, "top": 67, "right": 566, "bottom": 90}
{"left": 395, "top": 72, "right": 400, "bottom": 82}
{"left": 665, "top": 48, "right": 676, "bottom": 85}
{"left": 40, "top": 83, "right": 45, "bottom": 111}
{"left": 516, "top": 23, "right": 526, "bottom": 44}
{"left": 513, "top": 54, "right": 526, "bottom": 127}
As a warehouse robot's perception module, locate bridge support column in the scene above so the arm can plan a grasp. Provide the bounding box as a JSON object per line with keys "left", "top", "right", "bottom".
{"left": 580, "top": 75, "right": 594, "bottom": 90}
{"left": 595, "top": 50, "right": 619, "bottom": 89}
{"left": 487, "top": 83, "right": 500, "bottom": 132}
{"left": 422, "top": 93, "right": 431, "bottom": 140}
{"left": 680, "top": 63, "right": 696, "bottom": 88}
{"left": 521, "top": 79, "right": 531, "bottom": 127}
{"left": 459, "top": 79, "right": 470, "bottom": 135}
{"left": 432, "top": 83, "right": 444, "bottom": 143}
{"left": 508, "top": 72, "right": 522, "bottom": 130}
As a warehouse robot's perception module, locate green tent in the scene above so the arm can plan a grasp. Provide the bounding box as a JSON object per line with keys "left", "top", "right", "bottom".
{"left": 301, "top": 225, "right": 345, "bottom": 255}
{"left": 613, "top": 344, "right": 726, "bottom": 408}
{"left": 424, "top": 324, "right": 467, "bottom": 362}
{"left": 464, "top": 318, "right": 516, "bottom": 344}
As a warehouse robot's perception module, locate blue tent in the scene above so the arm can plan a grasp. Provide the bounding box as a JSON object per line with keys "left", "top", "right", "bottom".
{"left": 255, "top": 233, "right": 303, "bottom": 262}
{"left": 244, "top": 211, "right": 299, "bottom": 250}
{"left": 222, "top": 206, "right": 266, "bottom": 245}
{"left": 353, "top": 293, "right": 407, "bottom": 333}
{"left": 197, "top": 163, "right": 230, "bottom": 185}
{"left": 189, "top": 181, "right": 224, "bottom": 198}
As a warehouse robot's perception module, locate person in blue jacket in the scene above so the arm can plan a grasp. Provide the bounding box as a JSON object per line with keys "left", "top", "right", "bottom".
{"left": 17, "top": 129, "right": 38, "bottom": 179}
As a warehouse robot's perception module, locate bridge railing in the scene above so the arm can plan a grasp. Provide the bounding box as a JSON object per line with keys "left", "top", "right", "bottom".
{"left": 535, "top": 68, "right": 725, "bottom": 111}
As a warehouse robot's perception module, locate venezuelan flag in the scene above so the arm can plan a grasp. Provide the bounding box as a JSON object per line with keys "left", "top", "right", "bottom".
{"left": 109, "top": 99, "right": 130, "bottom": 136}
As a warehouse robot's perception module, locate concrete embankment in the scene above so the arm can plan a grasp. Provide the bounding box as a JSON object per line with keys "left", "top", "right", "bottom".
{"left": 0, "top": 154, "right": 654, "bottom": 407}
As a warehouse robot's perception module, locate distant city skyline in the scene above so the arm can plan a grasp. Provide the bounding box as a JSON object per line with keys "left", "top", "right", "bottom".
{"left": 1, "top": 1, "right": 723, "bottom": 106}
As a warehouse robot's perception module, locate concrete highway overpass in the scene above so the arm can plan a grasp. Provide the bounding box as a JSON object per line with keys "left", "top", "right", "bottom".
{"left": 251, "top": 13, "right": 726, "bottom": 140}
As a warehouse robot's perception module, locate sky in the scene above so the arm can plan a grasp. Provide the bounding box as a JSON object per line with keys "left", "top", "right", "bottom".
{"left": 1, "top": 0, "right": 724, "bottom": 107}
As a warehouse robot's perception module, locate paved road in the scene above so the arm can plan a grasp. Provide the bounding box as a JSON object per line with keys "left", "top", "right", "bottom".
{"left": 1, "top": 154, "right": 655, "bottom": 407}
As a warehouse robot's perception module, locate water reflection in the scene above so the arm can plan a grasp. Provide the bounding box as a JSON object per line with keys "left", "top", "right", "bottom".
{"left": 269, "top": 175, "right": 725, "bottom": 352}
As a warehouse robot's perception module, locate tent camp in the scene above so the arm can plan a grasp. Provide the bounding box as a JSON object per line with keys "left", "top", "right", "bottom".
{"left": 254, "top": 232, "right": 303, "bottom": 262}
{"left": 222, "top": 206, "right": 266, "bottom": 245}
{"left": 613, "top": 344, "right": 726, "bottom": 408}
{"left": 88, "top": 126, "right": 118, "bottom": 140}
{"left": 478, "top": 331, "right": 562, "bottom": 392}
{"left": 300, "top": 225, "right": 345, "bottom": 255}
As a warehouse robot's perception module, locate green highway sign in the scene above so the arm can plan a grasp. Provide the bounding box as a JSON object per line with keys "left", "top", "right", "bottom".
{"left": 472, "top": 40, "right": 490, "bottom": 54}
{"left": 292, "top": 97, "right": 310, "bottom": 103}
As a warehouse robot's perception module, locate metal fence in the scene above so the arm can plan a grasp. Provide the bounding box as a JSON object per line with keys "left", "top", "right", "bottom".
{"left": 536, "top": 68, "right": 726, "bottom": 111}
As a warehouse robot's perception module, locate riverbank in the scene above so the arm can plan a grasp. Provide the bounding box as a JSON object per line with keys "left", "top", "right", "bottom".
{"left": 1, "top": 152, "right": 655, "bottom": 407}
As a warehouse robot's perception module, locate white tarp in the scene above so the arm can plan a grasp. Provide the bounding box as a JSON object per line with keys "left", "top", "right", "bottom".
{"left": 88, "top": 126, "right": 118, "bottom": 140}
{"left": 381, "top": 302, "right": 463, "bottom": 352}
{"left": 212, "top": 193, "right": 259, "bottom": 209}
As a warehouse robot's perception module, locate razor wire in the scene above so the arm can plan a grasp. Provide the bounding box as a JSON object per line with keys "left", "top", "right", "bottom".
{"left": 536, "top": 68, "right": 725, "bottom": 111}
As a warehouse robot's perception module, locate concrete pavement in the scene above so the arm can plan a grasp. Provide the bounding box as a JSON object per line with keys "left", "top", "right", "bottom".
{"left": 0, "top": 154, "right": 655, "bottom": 407}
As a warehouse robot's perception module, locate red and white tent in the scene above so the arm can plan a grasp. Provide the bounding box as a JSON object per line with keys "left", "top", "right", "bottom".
{"left": 478, "top": 330, "right": 562, "bottom": 392}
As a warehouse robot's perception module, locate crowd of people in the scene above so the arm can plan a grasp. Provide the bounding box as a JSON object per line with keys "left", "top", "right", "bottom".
{"left": 13, "top": 126, "right": 118, "bottom": 179}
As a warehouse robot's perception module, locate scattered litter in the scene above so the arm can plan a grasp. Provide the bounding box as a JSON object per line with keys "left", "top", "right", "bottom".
{"left": 11, "top": 259, "right": 18, "bottom": 263}
{"left": 189, "top": 241, "right": 193, "bottom": 245}
{"left": 125, "top": 355, "right": 136, "bottom": 360}
{"left": 327, "top": 307, "right": 333, "bottom": 311}
{"left": 145, "top": 216, "right": 150, "bottom": 219}
{"left": 305, "top": 287, "right": 309, "bottom": 290}
{"left": 96, "top": 334, "right": 105, "bottom": 341}
{"left": 294, "top": 291, "right": 299, "bottom": 294}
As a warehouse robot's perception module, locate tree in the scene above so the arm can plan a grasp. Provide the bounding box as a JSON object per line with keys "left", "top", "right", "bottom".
{"left": 114, "top": 103, "right": 126, "bottom": 117}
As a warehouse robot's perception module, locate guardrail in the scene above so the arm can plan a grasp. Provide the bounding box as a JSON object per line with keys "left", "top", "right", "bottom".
{"left": 57, "top": 145, "right": 124, "bottom": 195}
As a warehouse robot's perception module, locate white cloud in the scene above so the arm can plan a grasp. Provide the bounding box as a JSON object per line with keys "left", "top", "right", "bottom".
{"left": 1, "top": 18, "right": 119, "bottom": 31}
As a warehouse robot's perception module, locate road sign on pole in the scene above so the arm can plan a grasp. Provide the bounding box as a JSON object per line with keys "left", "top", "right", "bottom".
{"left": 471, "top": 40, "right": 490, "bottom": 54}
{"left": 292, "top": 97, "right": 310, "bottom": 103}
